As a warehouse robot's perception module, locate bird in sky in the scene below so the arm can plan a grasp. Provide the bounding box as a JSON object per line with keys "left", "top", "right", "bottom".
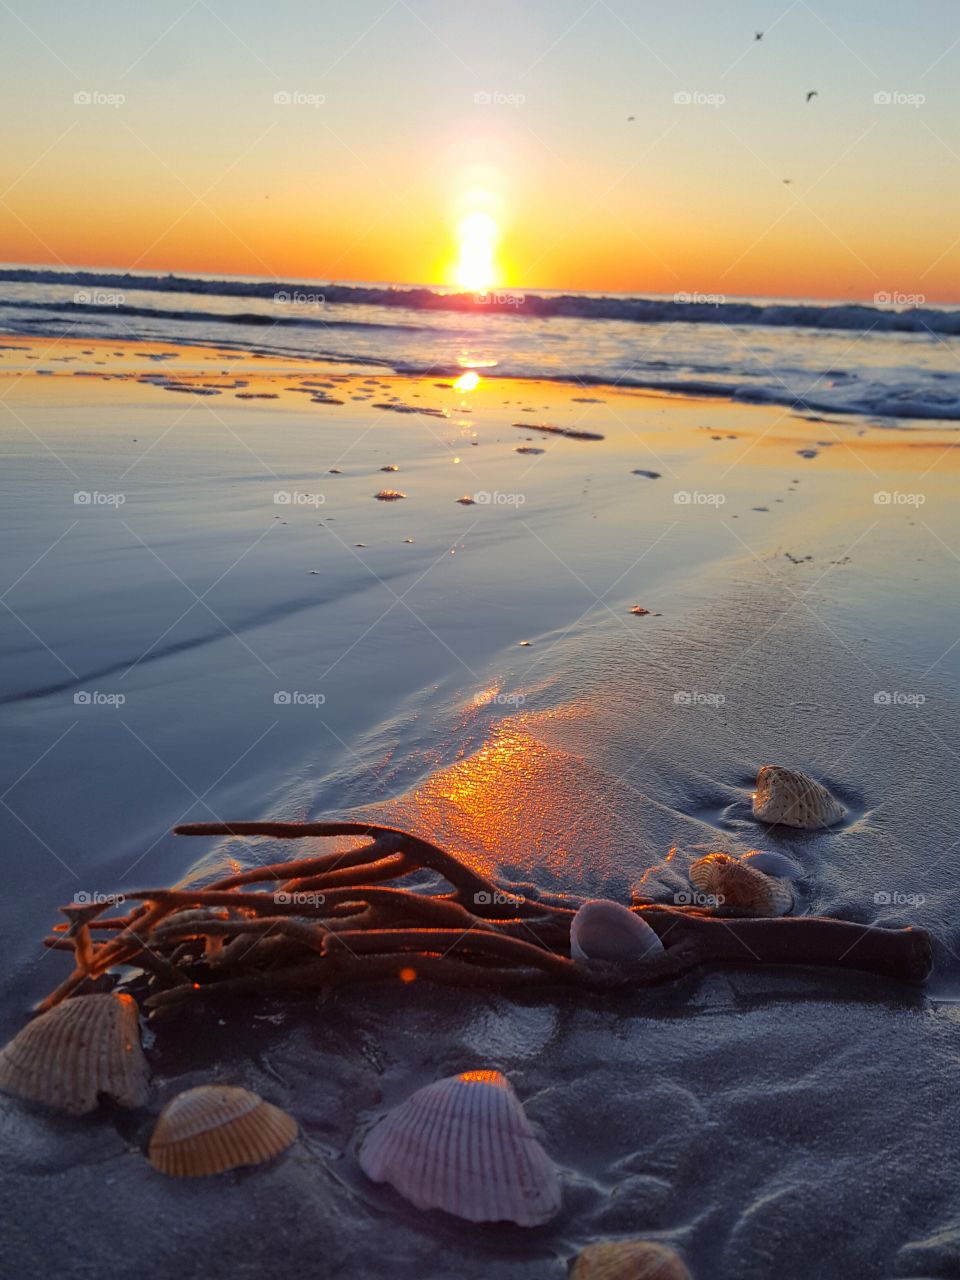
{"left": 806, "top": 90, "right": 818, "bottom": 102}
{"left": 755, "top": 31, "right": 764, "bottom": 41}
{"left": 782, "top": 178, "right": 793, "bottom": 185}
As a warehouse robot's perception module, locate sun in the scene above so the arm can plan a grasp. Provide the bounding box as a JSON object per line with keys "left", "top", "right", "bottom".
{"left": 453, "top": 210, "right": 499, "bottom": 292}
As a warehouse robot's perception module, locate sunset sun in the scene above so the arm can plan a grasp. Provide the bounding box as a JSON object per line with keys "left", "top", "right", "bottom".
{"left": 453, "top": 209, "right": 499, "bottom": 292}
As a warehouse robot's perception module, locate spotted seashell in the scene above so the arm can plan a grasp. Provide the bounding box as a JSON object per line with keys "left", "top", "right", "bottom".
{"left": 0, "top": 993, "right": 149, "bottom": 1115}
{"left": 740, "top": 849, "right": 803, "bottom": 879}
{"left": 752, "top": 764, "right": 844, "bottom": 829}
{"left": 690, "top": 853, "right": 793, "bottom": 917}
{"left": 148, "top": 1085, "right": 297, "bottom": 1177}
{"left": 570, "top": 900, "right": 665, "bottom": 969}
{"left": 571, "top": 1239, "right": 691, "bottom": 1280}
{"left": 358, "top": 1069, "right": 561, "bottom": 1225}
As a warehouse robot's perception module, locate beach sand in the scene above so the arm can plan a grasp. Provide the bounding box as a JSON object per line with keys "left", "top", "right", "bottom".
{"left": 2, "top": 335, "right": 960, "bottom": 1278}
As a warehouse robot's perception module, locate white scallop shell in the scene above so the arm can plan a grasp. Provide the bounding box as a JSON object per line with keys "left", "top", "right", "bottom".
{"left": 739, "top": 849, "right": 803, "bottom": 879}
{"left": 0, "top": 993, "right": 149, "bottom": 1115}
{"left": 570, "top": 900, "right": 664, "bottom": 966}
{"left": 752, "top": 764, "right": 844, "bottom": 829}
{"left": 358, "top": 1069, "right": 561, "bottom": 1226}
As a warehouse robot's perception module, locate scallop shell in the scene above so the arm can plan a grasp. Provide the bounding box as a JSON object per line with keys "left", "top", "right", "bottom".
{"left": 148, "top": 1085, "right": 297, "bottom": 1177}
{"left": 0, "top": 993, "right": 149, "bottom": 1115}
{"left": 571, "top": 1239, "right": 691, "bottom": 1280}
{"left": 690, "top": 853, "right": 793, "bottom": 916}
{"left": 740, "top": 849, "right": 803, "bottom": 879}
{"left": 570, "top": 900, "right": 664, "bottom": 966}
{"left": 358, "top": 1069, "right": 561, "bottom": 1225}
{"left": 752, "top": 764, "right": 844, "bottom": 829}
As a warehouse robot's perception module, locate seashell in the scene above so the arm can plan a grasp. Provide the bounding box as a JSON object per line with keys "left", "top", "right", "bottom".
{"left": 0, "top": 992, "right": 149, "bottom": 1115}
{"left": 690, "top": 853, "right": 793, "bottom": 917}
{"left": 571, "top": 1239, "right": 691, "bottom": 1280}
{"left": 148, "top": 1085, "right": 297, "bottom": 1177}
{"left": 358, "top": 1069, "right": 561, "bottom": 1225}
{"left": 752, "top": 764, "right": 844, "bottom": 830}
{"left": 740, "top": 849, "right": 803, "bottom": 879}
{"left": 570, "top": 900, "right": 664, "bottom": 966}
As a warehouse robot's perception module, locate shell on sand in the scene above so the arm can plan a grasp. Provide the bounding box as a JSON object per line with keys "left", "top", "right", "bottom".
{"left": 690, "top": 853, "right": 793, "bottom": 917}
{"left": 570, "top": 900, "right": 664, "bottom": 966}
{"left": 0, "top": 992, "right": 149, "bottom": 1115}
{"left": 752, "top": 764, "right": 844, "bottom": 830}
{"left": 358, "top": 1069, "right": 561, "bottom": 1226}
{"left": 571, "top": 1240, "right": 691, "bottom": 1280}
{"left": 740, "top": 849, "right": 803, "bottom": 879}
{"left": 148, "top": 1085, "right": 297, "bottom": 1178}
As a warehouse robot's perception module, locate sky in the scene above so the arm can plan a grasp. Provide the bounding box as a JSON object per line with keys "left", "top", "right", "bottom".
{"left": 0, "top": 0, "right": 957, "bottom": 301}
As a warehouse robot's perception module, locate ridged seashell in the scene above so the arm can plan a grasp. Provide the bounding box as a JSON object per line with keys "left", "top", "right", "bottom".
{"left": 0, "top": 993, "right": 149, "bottom": 1115}
{"left": 690, "top": 852, "right": 793, "bottom": 917}
{"left": 148, "top": 1085, "right": 297, "bottom": 1177}
{"left": 571, "top": 1239, "right": 691, "bottom": 1280}
{"left": 570, "top": 900, "right": 664, "bottom": 966}
{"left": 358, "top": 1069, "right": 561, "bottom": 1225}
{"left": 752, "top": 764, "right": 844, "bottom": 829}
{"left": 740, "top": 849, "right": 803, "bottom": 879}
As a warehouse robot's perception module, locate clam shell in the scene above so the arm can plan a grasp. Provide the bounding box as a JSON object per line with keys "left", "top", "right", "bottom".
{"left": 0, "top": 993, "right": 149, "bottom": 1115}
{"left": 690, "top": 853, "right": 793, "bottom": 917}
{"left": 148, "top": 1085, "right": 297, "bottom": 1177}
{"left": 752, "top": 764, "right": 844, "bottom": 829}
{"left": 571, "top": 1240, "right": 691, "bottom": 1280}
{"left": 358, "top": 1069, "right": 561, "bottom": 1225}
{"left": 570, "top": 900, "right": 664, "bottom": 966}
{"left": 740, "top": 849, "right": 803, "bottom": 879}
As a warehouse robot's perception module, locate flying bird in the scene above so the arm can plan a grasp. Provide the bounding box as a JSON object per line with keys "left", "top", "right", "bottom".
{"left": 806, "top": 90, "right": 818, "bottom": 102}
{"left": 782, "top": 178, "right": 793, "bottom": 185}
{"left": 755, "top": 31, "right": 764, "bottom": 41}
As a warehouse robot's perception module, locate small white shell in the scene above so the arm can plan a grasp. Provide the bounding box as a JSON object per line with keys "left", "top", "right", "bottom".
{"left": 148, "top": 1085, "right": 297, "bottom": 1177}
{"left": 740, "top": 849, "right": 803, "bottom": 879}
{"left": 752, "top": 764, "right": 844, "bottom": 830}
{"left": 358, "top": 1069, "right": 561, "bottom": 1226}
{"left": 690, "top": 853, "right": 793, "bottom": 917}
{"left": 570, "top": 900, "right": 664, "bottom": 966}
{"left": 0, "top": 993, "right": 149, "bottom": 1115}
{"left": 571, "top": 1239, "right": 691, "bottom": 1280}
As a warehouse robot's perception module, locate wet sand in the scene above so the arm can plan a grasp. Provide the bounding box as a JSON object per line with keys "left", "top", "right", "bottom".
{"left": 2, "top": 335, "right": 959, "bottom": 1278}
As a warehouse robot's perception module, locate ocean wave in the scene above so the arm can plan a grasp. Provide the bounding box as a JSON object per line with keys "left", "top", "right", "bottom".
{"left": 2, "top": 267, "right": 958, "bottom": 336}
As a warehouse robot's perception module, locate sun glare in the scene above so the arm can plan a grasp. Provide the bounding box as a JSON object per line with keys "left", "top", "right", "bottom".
{"left": 453, "top": 210, "right": 499, "bottom": 292}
